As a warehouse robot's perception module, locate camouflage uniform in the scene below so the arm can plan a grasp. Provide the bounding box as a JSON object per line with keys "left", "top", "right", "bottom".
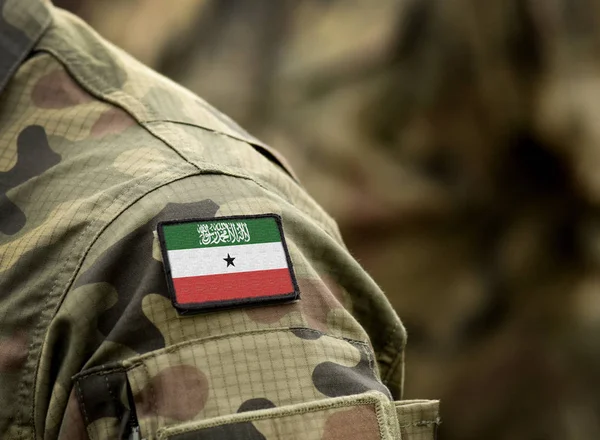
{"left": 0, "top": 1, "right": 438, "bottom": 439}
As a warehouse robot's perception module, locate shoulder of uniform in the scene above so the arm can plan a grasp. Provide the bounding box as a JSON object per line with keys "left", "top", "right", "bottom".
{"left": 36, "top": 6, "right": 297, "bottom": 180}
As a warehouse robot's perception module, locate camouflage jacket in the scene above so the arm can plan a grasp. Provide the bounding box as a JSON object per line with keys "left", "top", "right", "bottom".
{"left": 0, "top": 1, "right": 439, "bottom": 439}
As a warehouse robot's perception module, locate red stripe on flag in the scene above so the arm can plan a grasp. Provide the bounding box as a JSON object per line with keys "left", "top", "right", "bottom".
{"left": 172, "top": 268, "right": 294, "bottom": 304}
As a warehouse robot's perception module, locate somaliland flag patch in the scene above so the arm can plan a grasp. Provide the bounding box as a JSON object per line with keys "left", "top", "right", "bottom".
{"left": 157, "top": 214, "right": 299, "bottom": 314}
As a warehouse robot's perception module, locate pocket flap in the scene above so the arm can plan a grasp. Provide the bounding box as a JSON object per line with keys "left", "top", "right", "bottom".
{"left": 158, "top": 391, "right": 399, "bottom": 440}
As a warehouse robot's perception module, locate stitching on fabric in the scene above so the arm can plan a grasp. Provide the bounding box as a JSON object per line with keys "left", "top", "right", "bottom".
{"left": 144, "top": 119, "right": 299, "bottom": 182}
{"left": 382, "top": 324, "right": 407, "bottom": 396}
{"left": 22, "top": 16, "right": 372, "bottom": 434}
{"left": 17, "top": 151, "right": 361, "bottom": 436}
{"left": 37, "top": 46, "right": 201, "bottom": 172}
{"left": 159, "top": 395, "right": 386, "bottom": 436}
{"left": 31, "top": 48, "right": 337, "bottom": 240}
{"left": 21, "top": 117, "right": 197, "bottom": 433}
{"left": 41, "top": 10, "right": 197, "bottom": 164}
{"left": 144, "top": 119, "right": 270, "bottom": 152}
{"left": 41, "top": 30, "right": 289, "bottom": 186}
{"left": 157, "top": 214, "right": 300, "bottom": 313}
{"left": 291, "top": 326, "right": 371, "bottom": 347}
{"left": 75, "top": 380, "right": 90, "bottom": 428}
{"left": 20, "top": 28, "right": 293, "bottom": 437}
{"left": 39, "top": 14, "right": 343, "bottom": 245}
{"left": 37, "top": 26, "right": 271, "bottom": 155}
{"left": 73, "top": 327, "right": 371, "bottom": 382}
{"left": 22, "top": 166, "right": 168, "bottom": 435}
{"left": 399, "top": 418, "right": 442, "bottom": 428}
{"left": 104, "top": 374, "right": 122, "bottom": 422}
{"left": 373, "top": 401, "right": 388, "bottom": 439}
{"left": 124, "top": 327, "right": 371, "bottom": 371}
{"left": 36, "top": 45, "right": 338, "bottom": 239}
{"left": 16, "top": 46, "right": 192, "bottom": 425}
{"left": 22, "top": 103, "right": 210, "bottom": 430}
{"left": 73, "top": 365, "right": 125, "bottom": 381}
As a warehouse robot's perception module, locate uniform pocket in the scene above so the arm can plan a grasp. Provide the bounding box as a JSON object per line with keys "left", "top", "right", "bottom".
{"left": 74, "top": 328, "right": 398, "bottom": 439}
{"left": 157, "top": 392, "right": 440, "bottom": 440}
{"left": 159, "top": 391, "right": 396, "bottom": 440}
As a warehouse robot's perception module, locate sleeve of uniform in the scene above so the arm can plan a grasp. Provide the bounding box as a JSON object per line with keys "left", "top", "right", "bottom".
{"left": 51, "top": 166, "right": 420, "bottom": 438}
{"left": 52, "top": 147, "right": 432, "bottom": 439}
{"left": 2, "top": 6, "right": 436, "bottom": 437}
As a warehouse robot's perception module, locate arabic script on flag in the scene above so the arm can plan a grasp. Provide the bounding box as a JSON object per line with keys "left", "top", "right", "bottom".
{"left": 197, "top": 221, "right": 251, "bottom": 245}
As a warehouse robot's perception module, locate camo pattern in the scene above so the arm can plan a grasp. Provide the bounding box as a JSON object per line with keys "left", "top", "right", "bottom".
{"left": 158, "top": 391, "right": 405, "bottom": 440}
{"left": 0, "top": 1, "right": 439, "bottom": 439}
{"left": 59, "top": 0, "right": 600, "bottom": 438}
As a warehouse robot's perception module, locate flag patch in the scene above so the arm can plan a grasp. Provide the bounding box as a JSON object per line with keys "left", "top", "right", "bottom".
{"left": 157, "top": 214, "right": 299, "bottom": 314}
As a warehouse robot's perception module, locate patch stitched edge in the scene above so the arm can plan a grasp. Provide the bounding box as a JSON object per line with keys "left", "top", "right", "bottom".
{"left": 157, "top": 214, "right": 300, "bottom": 314}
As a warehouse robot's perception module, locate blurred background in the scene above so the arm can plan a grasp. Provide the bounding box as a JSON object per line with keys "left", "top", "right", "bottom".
{"left": 53, "top": 0, "right": 600, "bottom": 438}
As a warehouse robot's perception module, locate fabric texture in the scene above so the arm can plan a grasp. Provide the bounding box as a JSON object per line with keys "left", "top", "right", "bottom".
{"left": 0, "top": 1, "right": 437, "bottom": 439}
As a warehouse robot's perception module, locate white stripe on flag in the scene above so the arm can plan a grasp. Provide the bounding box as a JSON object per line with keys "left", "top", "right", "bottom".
{"left": 167, "top": 242, "right": 288, "bottom": 278}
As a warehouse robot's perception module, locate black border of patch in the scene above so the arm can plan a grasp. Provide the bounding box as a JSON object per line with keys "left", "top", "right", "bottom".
{"left": 157, "top": 214, "right": 300, "bottom": 315}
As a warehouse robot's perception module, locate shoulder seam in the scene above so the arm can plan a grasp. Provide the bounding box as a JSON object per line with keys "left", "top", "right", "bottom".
{"left": 35, "top": 47, "right": 301, "bottom": 186}
{"left": 36, "top": 8, "right": 299, "bottom": 181}
{"left": 35, "top": 46, "right": 202, "bottom": 173}
{"left": 33, "top": 48, "right": 341, "bottom": 241}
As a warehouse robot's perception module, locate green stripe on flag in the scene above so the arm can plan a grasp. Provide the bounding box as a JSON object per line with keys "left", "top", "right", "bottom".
{"left": 162, "top": 217, "right": 282, "bottom": 250}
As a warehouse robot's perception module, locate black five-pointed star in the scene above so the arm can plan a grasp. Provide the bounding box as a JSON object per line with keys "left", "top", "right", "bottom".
{"left": 224, "top": 253, "right": 236, "bottom": 267}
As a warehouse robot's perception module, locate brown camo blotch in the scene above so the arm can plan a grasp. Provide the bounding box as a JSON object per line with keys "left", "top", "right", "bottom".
{"left": 31, "top": 69, "right": 93, "bottom": 109}
{"left": 245, "top": 277, "right": 344, "bottom": 332}
{"left": 134, "top": 365, "right": 209, "bottom": 421}
{"left": 56, "top": 389, "right": 87, "bottom": 440}
{"left": 91, "top": 107, "right": 136, "bottom": 137}
{"left": 322, "top": 405, "right": 380, "bottom": 440}
{"left": 0, "top": 332, "right": 28, "bottom": 372}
